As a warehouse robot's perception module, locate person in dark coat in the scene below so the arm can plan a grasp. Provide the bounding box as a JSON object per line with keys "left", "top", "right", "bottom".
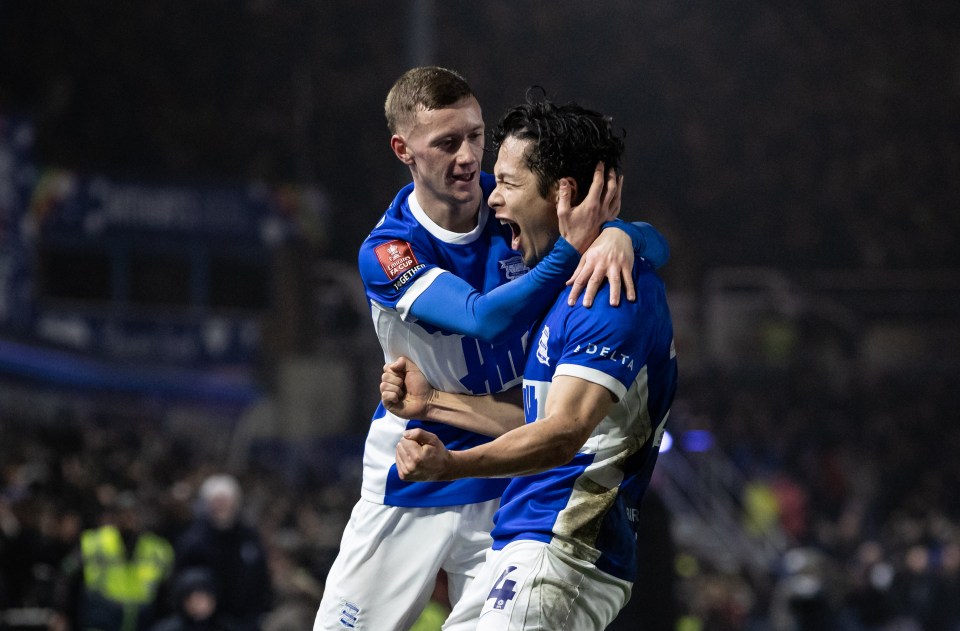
{"left": 150, "top": 567, "right": 239, "bottom": 631}
{"left": 175, "top": 476, "right": 272, "bottom": 631}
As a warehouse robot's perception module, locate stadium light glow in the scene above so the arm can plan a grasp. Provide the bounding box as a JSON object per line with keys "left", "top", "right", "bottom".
{"left": 681, "top": 429, "right": 714, "bottom": 452}
{"left": 659, "top": 430, "right": 673, "bottom": 453}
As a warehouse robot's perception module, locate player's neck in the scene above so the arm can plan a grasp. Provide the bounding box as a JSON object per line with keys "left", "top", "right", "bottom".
{"left": 414, "top": 193, "right": 480, "bottom": 234}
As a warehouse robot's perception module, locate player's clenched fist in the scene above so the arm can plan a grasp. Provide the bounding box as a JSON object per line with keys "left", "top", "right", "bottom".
{"left": 380, "top": 357, "right": 435, "bottom": 419}
{"left": 396, "top": 428, "right": 453, "bottom": 481}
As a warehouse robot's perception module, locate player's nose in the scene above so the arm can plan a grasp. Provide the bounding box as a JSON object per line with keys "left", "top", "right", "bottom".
{"left": 489, "top": 185, "right": 504, "bottom": 209}
{"left": 455, "top": 140, "right": 479, "bottom": 166}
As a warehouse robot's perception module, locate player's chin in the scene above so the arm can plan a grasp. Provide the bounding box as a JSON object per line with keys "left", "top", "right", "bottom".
{"left": 515, "top": 238, "right": 533, "bottom": 264}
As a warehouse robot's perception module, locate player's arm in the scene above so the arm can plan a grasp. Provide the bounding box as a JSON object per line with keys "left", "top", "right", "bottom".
{"left": 562, "top": 168, "right": 669, "bottom": 307}
{"left": 409, "top": 238, "right": 580, "bottom": 343}
{"left": 567, "top": 220, "right": 668, "bottom": 307}
{"left": 395, "top": 375, "right": 614, "bottom": 481}
{"left": 381, "top": 357, "right": 523, "bottom": 437}
{"left": 605, "top": 220, "right": 669, "bottom": 271}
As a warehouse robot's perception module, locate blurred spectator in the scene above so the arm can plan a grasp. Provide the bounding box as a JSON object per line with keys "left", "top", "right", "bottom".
{"left": 769, "top": 547, "right": 843, "bottom": 631}
{"left": 149, "top": 567, "right": 239, "bottom": 631}
{"left": 683, "top": 568, "right": 754, "bottom": 631}
{"left": 841, "top": 540, "right": 899, "bottom": 629}
{"left": 53, "top": 491, "right": 174, "bottom": 631}
{"left": 934, "top": 540, "right": 960, "bottom": 631}
{"left": 259, "top": 534, "right": 323, "bottom": 631}
{"left": 0, "top": 496, "right": 77, "bottom": 612}
{"left": 174, "top": 475, "right": 271, "bottom": 631}
{"left": 891, "top": 543, "right": 947, "bottom": 630}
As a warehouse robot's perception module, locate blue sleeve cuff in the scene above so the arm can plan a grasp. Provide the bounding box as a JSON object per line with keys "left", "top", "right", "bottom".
{"left": 601, "top": 219, "right": 670, "bottom": 269}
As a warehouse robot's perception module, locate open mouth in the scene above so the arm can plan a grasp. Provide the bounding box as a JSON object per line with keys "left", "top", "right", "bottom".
{"left": 501, "top": 219, "right": 522, "bottom": 252}
{"left": 451, "top": 171, "right": 475, "bottom": 184}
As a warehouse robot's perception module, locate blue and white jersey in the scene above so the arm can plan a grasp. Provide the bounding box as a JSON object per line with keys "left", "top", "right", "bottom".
{"left": 491, "top": 260, "right": 678, "bottom": 582}
{"left": 357, "top": 173, "right": 531, "bottom": 507}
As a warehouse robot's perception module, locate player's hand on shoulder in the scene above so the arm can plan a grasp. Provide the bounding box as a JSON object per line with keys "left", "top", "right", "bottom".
{"left": 567, "top": 225, "right": 636, "bottom": 308}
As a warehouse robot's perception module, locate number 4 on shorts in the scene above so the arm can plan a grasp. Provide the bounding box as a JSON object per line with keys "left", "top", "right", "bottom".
{"left": 487, "top": 566, "right": 518, "bottom": 611}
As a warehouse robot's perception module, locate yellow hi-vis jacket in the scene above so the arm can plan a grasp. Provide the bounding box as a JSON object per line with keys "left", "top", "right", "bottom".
{"left": 80, "top": 525, "right": 174, "bottom": 609}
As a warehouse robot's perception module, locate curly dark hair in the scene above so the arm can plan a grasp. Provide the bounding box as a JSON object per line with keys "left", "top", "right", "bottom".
{"left": 490, "top": 88, "right": 625, "bottom": 202}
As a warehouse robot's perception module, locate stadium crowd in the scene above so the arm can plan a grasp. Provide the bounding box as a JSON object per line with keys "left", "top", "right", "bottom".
{"left": 2, "top": 349, "right": 959, "bottom": 630}
{"left": 669, "top": 362, "right": 960, "bottom": 631}
{"left": 0, "top": 395, "right": 353, "bottom": 631}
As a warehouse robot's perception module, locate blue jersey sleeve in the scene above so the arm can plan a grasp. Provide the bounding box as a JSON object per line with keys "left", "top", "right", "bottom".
{"left": 409, "top": 238, "right": 580, "bottom": 343}
{"left": 603, "top": 220, "right": 670, "bottom": 269}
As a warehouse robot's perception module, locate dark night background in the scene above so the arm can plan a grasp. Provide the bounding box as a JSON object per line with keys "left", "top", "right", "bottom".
{"left": 3, "top": 0, "right": 958, "bottom": 284}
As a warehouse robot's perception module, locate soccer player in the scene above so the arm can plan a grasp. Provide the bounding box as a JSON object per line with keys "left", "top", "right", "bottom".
{"left": 314, "top": 67, "right": 668, "bottom": 631}
{"left": 383, "top": 95, "right": 678, "bottom": 630}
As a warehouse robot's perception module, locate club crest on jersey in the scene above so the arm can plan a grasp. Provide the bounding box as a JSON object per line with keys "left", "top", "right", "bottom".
{"left": 499, "top": 255, "right": 528, "bottom": 280}
{"left": 536, "top": 326, "right": 550, "bottom": 366}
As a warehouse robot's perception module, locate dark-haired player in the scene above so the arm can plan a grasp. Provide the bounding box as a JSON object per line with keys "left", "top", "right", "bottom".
{"left": 384, "top": 95, "right": 678, "bottom": 630}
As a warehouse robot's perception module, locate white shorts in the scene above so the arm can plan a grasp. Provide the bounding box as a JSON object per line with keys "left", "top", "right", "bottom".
{"left": 314, "top": 497, "right": 498, "bottom": 631}
{"left": 442, "top": 540, "right": 632, "bottom": 631}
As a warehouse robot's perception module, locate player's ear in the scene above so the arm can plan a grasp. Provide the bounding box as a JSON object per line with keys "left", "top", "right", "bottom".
{"left": 391, "top": 135, "right": 414, "bottom": 165}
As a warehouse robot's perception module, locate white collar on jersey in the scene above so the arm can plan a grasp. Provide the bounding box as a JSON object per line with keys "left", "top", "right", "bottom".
{"left": 409, "top": 189, "right": 489, "bottom": 245}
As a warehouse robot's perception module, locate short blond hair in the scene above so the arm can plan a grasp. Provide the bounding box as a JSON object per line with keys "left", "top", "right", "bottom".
{"left": 384, "top": 66, "right": 475, "bottom": 135}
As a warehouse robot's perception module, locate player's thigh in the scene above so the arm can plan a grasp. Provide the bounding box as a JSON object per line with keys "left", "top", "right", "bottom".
{"left": 442, "top": 547, "right": 501, "bottom": 631}
{"left": 556, "top": 563, "right": 631, "bottom": 631}
{"left": 473, "top": 541, "right": 571, "bottom": 631}
{"left": 470, "top": 541, "right": 630, "bottom": 631}
{"left": 314, "top": 499, "right": 453, "bottom": 631}
{"left": 443, "top": 498, "right": 499, "bottom": 607}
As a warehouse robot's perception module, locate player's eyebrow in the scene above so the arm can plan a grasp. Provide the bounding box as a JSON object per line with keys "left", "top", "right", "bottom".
{"left": 494, "top": 166, "right": 523, "bottom": 184}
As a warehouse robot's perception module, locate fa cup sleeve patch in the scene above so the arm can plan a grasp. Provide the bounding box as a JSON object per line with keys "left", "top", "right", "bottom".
{"left": 375, "top": 240, "right": 419, "bottom": 280}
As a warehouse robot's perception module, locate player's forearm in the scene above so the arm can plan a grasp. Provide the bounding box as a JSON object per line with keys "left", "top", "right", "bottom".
{"left": 426, "top": 389, "right": 524, "bottom": 438}
{"left": 409, "top": 239, "right": 579, "bottom": 342}
{"left": 444, "top": 417, "right": 584, "bottom": 479}
{"left": 442, "top": 375, "right": 613, "bottom": 479}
